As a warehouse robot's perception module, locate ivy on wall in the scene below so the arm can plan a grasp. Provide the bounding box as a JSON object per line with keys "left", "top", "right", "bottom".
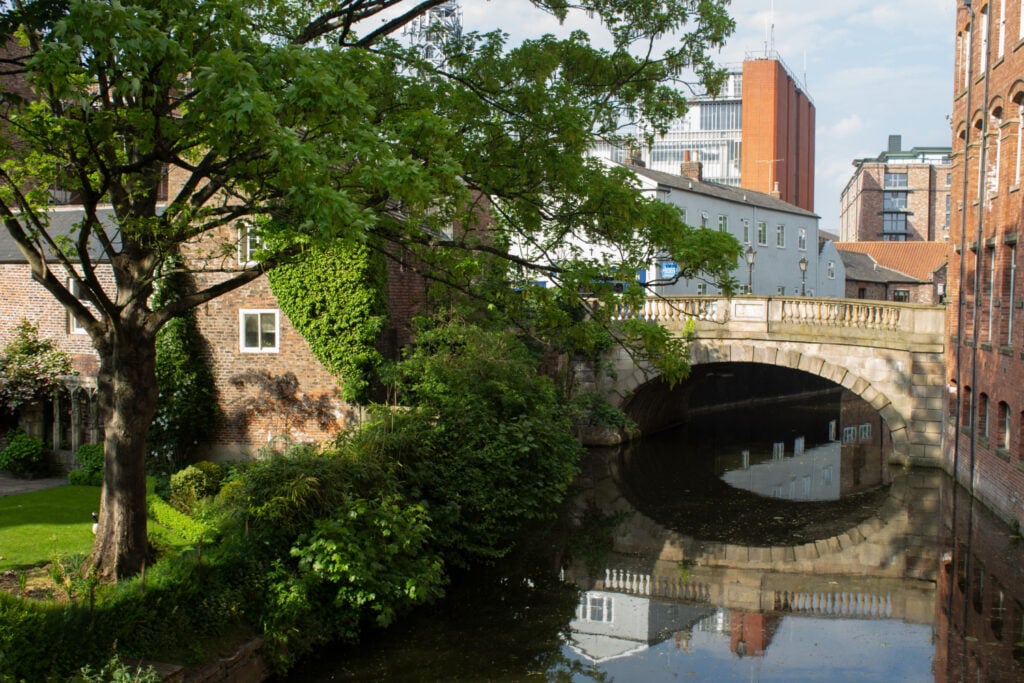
{"left": 267, "top": 243, "right": 388, "bottom": 404}
{"left": 148, "top": 261, "right": 220, "bottom": 472}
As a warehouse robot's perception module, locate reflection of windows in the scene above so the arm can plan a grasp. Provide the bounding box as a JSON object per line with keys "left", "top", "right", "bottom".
{"left": 239, "top": 310, "right": 279, "bottom": 353}
{"left": 842, "top": 426, "right": 857, "bottom": 443}
{"left": 883, "top": 191, "right": 908, "bottom": 210}
{"left": 577, "top": 594, "right": 614, "bottom": 623}
{"left": 822, "top": 466, "right": 833, "bottom": 485}
{"left": 883, "top": 213, "right": 908, "bottom": 240}
{"left": 859, "top": 423, "right": 872, "bottom": 441}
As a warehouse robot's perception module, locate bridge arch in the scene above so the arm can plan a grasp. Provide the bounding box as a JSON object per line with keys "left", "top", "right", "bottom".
{"left": 582, "top": 296, "right": 946, "bottom": 467}
{"left": 619, "top": 340, "right": 912, "bottom": 459}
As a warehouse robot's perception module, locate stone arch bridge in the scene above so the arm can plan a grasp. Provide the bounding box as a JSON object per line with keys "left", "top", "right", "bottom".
{"left": 583, "top": 296, "right": 946, "bottom": 467}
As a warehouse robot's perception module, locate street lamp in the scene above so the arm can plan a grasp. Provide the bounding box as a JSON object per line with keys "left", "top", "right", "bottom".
{"left": 745, "top": 246, "right": 756, "bottom": 294}
{"left": 798, "top": 256, "right": 808, "bottom": 296}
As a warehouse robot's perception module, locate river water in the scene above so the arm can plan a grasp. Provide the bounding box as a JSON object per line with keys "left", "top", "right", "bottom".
{"left": 287, "top": 388, "right": 1024, "bottom": 682}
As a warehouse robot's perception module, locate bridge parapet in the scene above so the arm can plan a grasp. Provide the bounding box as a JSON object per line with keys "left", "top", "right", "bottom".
{"left": 613, "top": 296, "right": 945, "bottom": 352}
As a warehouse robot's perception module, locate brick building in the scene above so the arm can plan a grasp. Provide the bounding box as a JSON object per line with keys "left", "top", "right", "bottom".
{"left": 835, "top": 241, "right": 949, "bottom": 304}
{"left": 946, "top": 0, "right": 1024, "bottom": 529}
{"left": 839, "top": 136, "right": 953, "bottom": 243}
{"left": 626, "top": 53, "right": 815, "bottom": 213}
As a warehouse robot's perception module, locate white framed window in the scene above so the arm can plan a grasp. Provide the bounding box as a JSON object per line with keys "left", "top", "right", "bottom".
{"left": 577, "top": 595, "right": 614, "bottom": 623}
{"left": 998, "top": 0, "right": 1007, "bottom": 59}
{"left": 68, "top": 278, "right": 92, "bottom": 335}
{"left": 757, "top": 220, "right": 767, "bottom": 246}
{"left": 700, "top": 211, "right": 709, "bottom": 228}
{"left": 842, "top": 426, "right": 857, "bottom": 443}
{"left": 798, "top": 228, "right": 807, "bottom": 251}
{"left": 238, "top": 222, "right": 262, "bottom": 265}
{"left": 742, "top": 219, "right": 751, "bottom": 244}
{"left": 776, "top": 224, "right": 786, "bottom": 248}
{"left": 827, "top": 261, "right": 836, "bottom": 279}
{"left": 696, "top": 282, "right": 708, "bottom": 295}
{"left": 718, "top": 214, "right": 728, "bottom": 233}
{"left": 239, "top": 309, "right": 279, "bottom": 353}
{"left": 859, "top": 423, "right": 872, "bottom": 441}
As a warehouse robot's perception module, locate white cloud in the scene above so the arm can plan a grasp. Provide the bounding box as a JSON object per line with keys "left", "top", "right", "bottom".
{"left": 827, "top": 115, "right": 865, "bottom": 140}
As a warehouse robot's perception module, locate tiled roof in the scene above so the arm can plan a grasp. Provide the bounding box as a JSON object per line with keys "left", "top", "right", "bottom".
{"left": 834, "top": 241, "right": 948, "bottom": 281}
{"left": 0, "top": 206, "right": 119, "bottom": 263}
{"left": 836, "top": 250, "right": 919, "bottom": 284}
{"left": 626, "top": 164, "right": 819, "bottom": 220}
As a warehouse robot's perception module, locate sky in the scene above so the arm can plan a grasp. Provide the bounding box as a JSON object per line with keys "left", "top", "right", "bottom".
{"left": 456, "top": 0, "right": 957, "bottom": 231}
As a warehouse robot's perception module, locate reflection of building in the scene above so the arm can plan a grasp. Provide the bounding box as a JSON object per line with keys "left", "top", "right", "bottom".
{"left": 730, "top": 612, "right": 781, "bottom": 657}
{"left": 935, "top": 479, "right": 1024, "bottom": 682}
{"left": 839, "top": 135, "right": 952, "bottom": 242}
{"left": 721, "top": 440, "right": 842, "bottom": 501}
{"left": 568, "top": 590, "right": 715, "bottom": 663}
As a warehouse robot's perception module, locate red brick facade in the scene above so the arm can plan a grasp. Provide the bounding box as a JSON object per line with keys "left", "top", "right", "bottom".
{"left": 740, "top": 59, "right": 815, "bottom": 213}
{"left": 946, "top": 0, "right": 1024, "bottom": 529}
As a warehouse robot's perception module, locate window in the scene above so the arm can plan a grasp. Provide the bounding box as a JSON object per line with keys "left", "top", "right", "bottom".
{"left": 1007, "top": 245, "right": 1017, "bottom": 345}
{"left": 999, "top": 401, "right": 1011, "bottom": 450}
{"left": 822, "top": 466, "right": 833, "bottom": 485}
{"left": 238, "top": 223, "right": 262, "bottom": 265}
{"left": 700, "top": 211, "right": 709, "bottom": 228}
{"left": 883, "top": 213, "right": 908, "bottom": 240}
{"left": 893, "top": 289, "right": 911, "bottom": 302}
{"left": 578, "top": 595, "right": 613, "bottom": 623}
{"left": 947, "top": 172, "right": 953, "bottom": 186}
{"left": 884, "top": 171, "right": 908, "bottom": 188}
{"left": 742, "top": 219, "right": 751, "bottom": 244}
{"left": 681, "top": 208, "right": 687, "bottom": 223}
{"left": 798, "top": 228, "right": 807, "bottom": 251}
{"left": 945, "top": 195, "right": 951, "bottom": 231}
{"left": 757, "top": 220, "right": 767, "bottom": 246}
{"left": 883, "top": 191, "right": 908, "bottom": 210}
{"left": 988, "top": 246, "right": 997, "bottom": 342}
{"left": 842, "top": 426, "right": 857, "bottom": 443}
{"left": 776, "top": 224, "right": 786, "bottom": 248}
{"left": 980, "top": 393, "right": 991, "bottom": 439}
{"left": 963, "top": 387, "right": 973, "bottom": 428}
{"left": 981, "top": 5, "right": 989, "bottom": 73}
{"left": 999, "top": 0, "right": 1007, "bottom": 59}
{"left": 1015, "top": 97, "right": 1024, "bottom": 187}
{"left": 68, "top": 278, "right": 93, "bottom": 335}
{"left": 696, "top": 282, "right": 708, "bottom": 295}
{"left": 718, "top": 214, "right": 728, "bottom": 232}
{"left": 776, "top": 285, "right": 785, "bottom": 295}
{"left": 858, "top": 287, "right": 867, "bottom": 299}
{"left": 859, "top": 423, "right": 872, "bottom": 441}
{"left": 239, "top": 310, "right": 279, "bottom": 353}
{"left": 827, "top": 261, "right": 836, "bottom": 279}
{"left": 988, "top": 107, "right": 1003, "bottom": 196}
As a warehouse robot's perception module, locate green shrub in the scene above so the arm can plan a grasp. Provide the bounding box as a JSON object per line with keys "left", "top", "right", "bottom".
{"left": 169, "top": 461, "right": 224, "bottom": 513}
{"left": 73, "top": 654, "right": 161, "bottom": 683}
{"left": 0, "top": 430, "right": 45, "bottom": 477}
{"left": 147, "top": 494, "right": 216, "bottom": 546}
{"left": 68, "top": 443, "right": 104, "bottom": 486}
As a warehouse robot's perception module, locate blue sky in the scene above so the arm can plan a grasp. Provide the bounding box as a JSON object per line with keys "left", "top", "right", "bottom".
{"left": 460, "top": 0, "right": 957, "bottom": 231}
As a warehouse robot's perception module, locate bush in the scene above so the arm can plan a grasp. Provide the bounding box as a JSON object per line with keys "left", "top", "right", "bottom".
{"left": 169, "top": 461, "right": 224, "bottom": 513}
{"left": 0, "top": 430, "right": 45, "bottom": 477}
{"left": 68, "top": 443, "right": 104, "bottom": 486}
{"left": 147, "top": 494, "right": 217, "bottom": 547}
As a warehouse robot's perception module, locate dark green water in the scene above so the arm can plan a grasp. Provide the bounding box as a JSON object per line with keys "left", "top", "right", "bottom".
{"left": 286, "top": 391, "right": 1024, "bottom": 682}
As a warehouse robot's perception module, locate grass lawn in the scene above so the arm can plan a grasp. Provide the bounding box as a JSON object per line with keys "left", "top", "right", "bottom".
{"left": 0, "top": 485, "right": 100, "bottom": 571}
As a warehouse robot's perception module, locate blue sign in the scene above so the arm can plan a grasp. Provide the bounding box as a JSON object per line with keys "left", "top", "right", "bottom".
{"left": 660, "top": 261, "right": 679, "bottom": 279}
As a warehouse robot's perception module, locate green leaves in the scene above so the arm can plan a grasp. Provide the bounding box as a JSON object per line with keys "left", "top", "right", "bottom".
{"left": 0, "top": 320, "right": 73, "bottom": 414}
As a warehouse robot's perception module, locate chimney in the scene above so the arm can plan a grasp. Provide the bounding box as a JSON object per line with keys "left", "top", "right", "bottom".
{"left": 679, "top": 151, "right": 702, "bottom": 181}
{"left": 887, "top": 134, "right": 902, "bottom": 153}
{"left": 770, "top": 180, "right": 781, "bottom": 199}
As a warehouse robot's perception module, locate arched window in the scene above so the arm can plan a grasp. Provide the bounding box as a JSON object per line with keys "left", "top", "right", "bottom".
{"left": 998, "top": 401, "right": 1011, "bottom": 451}
{"left": 963, "top": 386, "right": 973, "bottom": 429}
{"left": 988, "top": 105, "right": 1003, "bottom": 196}
{"left": 979, "top": 392, "right": 990, "bottom": 438}
{"left": 1013, "top": 92, "right": 1023, "bottom": 188}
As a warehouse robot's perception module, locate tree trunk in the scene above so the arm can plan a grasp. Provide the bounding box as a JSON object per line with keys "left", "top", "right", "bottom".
{"left": 89, "top": 324, "right": 159, "bottom": 581}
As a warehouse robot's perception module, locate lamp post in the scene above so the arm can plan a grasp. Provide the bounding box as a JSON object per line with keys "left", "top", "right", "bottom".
{"left": 745, "top": 246, "right": 756, "bottom": 294}
{"left": 798, "top": 256, "right": 808, "bottom": 296}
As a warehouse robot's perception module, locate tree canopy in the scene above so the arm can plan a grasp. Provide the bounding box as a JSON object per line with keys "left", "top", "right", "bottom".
{"left": 0, "top": 0, "right": 740, "bottom": 578}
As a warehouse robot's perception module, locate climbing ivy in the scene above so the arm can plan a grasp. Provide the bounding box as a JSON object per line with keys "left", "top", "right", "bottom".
{"left": 267, "top": 243, "right": 388, "bottom": 404}
{"left": 148, "top": 261, "right": 220, "bottom": 472}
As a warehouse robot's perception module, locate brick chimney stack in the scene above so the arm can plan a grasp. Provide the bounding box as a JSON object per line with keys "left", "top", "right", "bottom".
{"left": 679, "top": 150, "right": 703, "bottom": 181}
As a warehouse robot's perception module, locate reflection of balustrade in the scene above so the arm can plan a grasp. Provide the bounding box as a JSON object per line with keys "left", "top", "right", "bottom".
{"left": 604, "top": 568, "right": 710, "bottom": 602}
{"left": 773, "top": 590, "right": 893, "bottom": 619}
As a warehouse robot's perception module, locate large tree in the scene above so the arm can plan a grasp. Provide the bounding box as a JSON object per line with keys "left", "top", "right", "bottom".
{"left": 0, "top": 0, "right": 740, "bottom": 579}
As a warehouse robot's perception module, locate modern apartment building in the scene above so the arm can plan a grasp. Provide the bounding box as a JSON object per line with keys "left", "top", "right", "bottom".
{"left": 839, "top": 136, "right": 953, "bottom": 243}
{"left": 638, "top": 53, "right": 815, "bottom": 213}
{"left": 946, "top": 0, "right": 1024, "bottom": 530}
